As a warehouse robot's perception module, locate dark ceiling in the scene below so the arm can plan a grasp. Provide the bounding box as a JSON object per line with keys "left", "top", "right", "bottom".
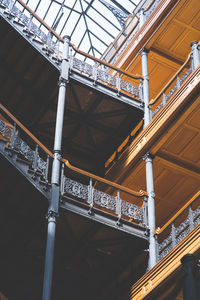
{"left": 0, "top": 17, "right": 143, "bottom": 175}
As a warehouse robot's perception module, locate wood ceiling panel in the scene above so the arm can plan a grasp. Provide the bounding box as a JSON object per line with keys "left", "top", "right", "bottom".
{"left": 154, "top": 22, "right": 186, "bottom": 51}
{"left": 192, "top": 12, "right": 200, "bottom": 31}
{"left": 162, "top": 126, "right": 198, "bottom": 155}
{"left": 164, "top": 175, "right": 198, "bottom": 205}
{"left": 186, "top": 105, "right": 200, "bottom": 129}
{"left": 149, "top": 64, "right": 176, "bottom": 95}
{"left": 175, "top": 0, "right": 200, "bottom": 25}
{"left": 181, "top": 134, "right": 200, "bottom": 164}
{"left": 155, "top": 168, "right": 183, "bottom": 199}
{"left": 173, "top": 30, "right": 200, "bottom": 58}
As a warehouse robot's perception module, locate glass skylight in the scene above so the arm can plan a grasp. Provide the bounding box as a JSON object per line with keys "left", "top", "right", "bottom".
{"left": 20, "top": 0, "right": 141, "bottom": 57}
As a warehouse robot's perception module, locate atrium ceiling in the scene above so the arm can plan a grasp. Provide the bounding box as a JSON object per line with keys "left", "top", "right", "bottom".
{"left": 16, "top": 0, "right": 140, "bottom": 57}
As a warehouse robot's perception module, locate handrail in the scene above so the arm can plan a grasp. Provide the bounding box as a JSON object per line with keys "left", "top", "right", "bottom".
{"left": 15, "top": 1, "right": 142, "bottom": 81}
{"left": 63, "top": 159, "right": 147, "bottom": 198}
{"left": 70, "top": 43, "right": 143, "bottom": 80}
{"left": 0, "top": 103, "right": 53, "bottom": 157}
{"left": 17, "top": 0, "right": 62, "bottom": 42}
{"left": 155, "top": 190, "right": 200, "bottom": 235}
{"left": 0, "top": 103, "right": 146, "bottom": 199}
{"left": 149, "top": 52, "right": 192, "bottom": 106}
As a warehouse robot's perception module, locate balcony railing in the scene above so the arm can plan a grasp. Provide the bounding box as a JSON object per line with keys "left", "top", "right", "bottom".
{"left": 155, "top": 191, "right": 200, "bottom": 260}
{"left": 0, "top": 102, "right": 148, "bottom": 229}
{"left": 150, "top": 41, "right": 200, "bottom": 117}
{"left": 0, "top": 0, "right": 143, "bottom": 101}
{"left": 149, "top": 54, "right": 193, "bottom": 117}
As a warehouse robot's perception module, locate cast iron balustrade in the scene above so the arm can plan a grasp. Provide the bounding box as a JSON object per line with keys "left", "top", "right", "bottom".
{"left": 61, "top": 160, "right": 148, "bottom": 227}
{"left": 149, "top": 46, "right": 199, "bottom": 117}
{"left": 0, "top": 103, "right": 148, "bottom": 237}
{"left": 0, "top": 0, "right": 144, "bottom": 102}
{"left": 155, "top": 191, "right": 200, "bottom": 260}
{"left": 69, "top": 46, "right": 142, "bottom": 99}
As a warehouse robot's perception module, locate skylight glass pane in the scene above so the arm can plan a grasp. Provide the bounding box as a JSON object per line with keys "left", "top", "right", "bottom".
{"left": 17, "top": 0, "right": 142, "bottom": 58}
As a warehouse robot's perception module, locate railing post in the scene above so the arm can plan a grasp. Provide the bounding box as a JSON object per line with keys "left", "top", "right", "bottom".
{"left": 191, "top": 41, "right": 200, "bottom": 70}
{"left": 171, "top": 222, "right": 176, "bottom": 248}
{"left": 116, "top": 190, "right": 121, "bottom": 225}
{"left": 88, "top": 178, "right": 94, "bottom": 215}
{"left": 181, "top": 254, "right": 198, "bottom": 300}
{"left": 143, "top": 153, "right": 157, "bottom": 269}
{"left": 42, "top": 35, "right": 70, "bottom": 300}
{"left": 189, "top": 206, "right": 194, "bottom": 232}
{"left": 140, "top": 48, "right": 151, "bottom": 127}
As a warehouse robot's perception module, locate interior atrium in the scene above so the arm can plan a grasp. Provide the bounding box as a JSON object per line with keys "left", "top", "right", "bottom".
{"left": 0, "top": 0, "right": 199, "bottom": 300}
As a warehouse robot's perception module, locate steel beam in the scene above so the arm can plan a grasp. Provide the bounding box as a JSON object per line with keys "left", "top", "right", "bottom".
{"left": 60, "top": 197, "right": 148, "bottom": 240}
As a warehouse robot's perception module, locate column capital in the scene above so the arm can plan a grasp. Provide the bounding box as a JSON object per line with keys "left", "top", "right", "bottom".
{"left": 63, "top": 35, "right": 71, "bottom": 41}
{"left": 181, "top": 253, "right": 194, "bottom": 265}
{"left": 58, "top": 76, "right": 68, "bottom": 86}
{"left": 191, "top": 40, "right": 198, "bottom": 48}
{"left": 46, "top": 210, "right": 58, "bottom": 221}
{"left": 143, "top": 152, "right": 154, "bottom": 161}
{"left": 140, "top": 47, "right": 149, "bottom": 55}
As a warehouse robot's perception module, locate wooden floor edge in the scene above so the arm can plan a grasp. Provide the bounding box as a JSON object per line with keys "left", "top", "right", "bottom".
{"left": 130, "top": 224, "right": 200, "bottom": 299}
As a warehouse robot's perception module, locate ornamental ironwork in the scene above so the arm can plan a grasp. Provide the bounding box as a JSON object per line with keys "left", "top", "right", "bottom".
{"left": 62, "top": 174, "right": 145, "bottom": 224}
{"left": 71, "top": 57, "right": 139, "bottom": 98}
{"left": 0, "top": 119, "right": 12, "bottom": 140}
{"left": 157, "top": 195, "right": 200, "bottom": 260}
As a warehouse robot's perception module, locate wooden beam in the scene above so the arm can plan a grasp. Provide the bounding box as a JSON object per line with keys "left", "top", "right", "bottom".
{"left": 150, "top": 47, "right": 184, "bottom": 66}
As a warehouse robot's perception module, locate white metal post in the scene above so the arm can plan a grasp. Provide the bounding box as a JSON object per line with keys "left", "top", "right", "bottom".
{"left": 191, "top": 41, "right": 200, "bottom": 69}
{"left": 140, "top": 48, "right": 157, "bottom": 269}
{"left": 42, "top": 35, "right": 70, "bottom": 300}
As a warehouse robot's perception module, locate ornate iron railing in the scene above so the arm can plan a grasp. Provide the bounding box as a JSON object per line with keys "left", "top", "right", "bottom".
{"left": 0, "top": 0, "right": 143, "bottom": 100}
{"left": 0, "top": 103, "right": 148, "bottom": 228}
{"left": 0, "top": 104, "right": 53, "bottom": 184}
{"left": 62, "top": 160, "right": 148, "bottom": 226}
{"left": 155, "top": 191, "right": 200, "bottom": 260}
{"left": 149, "top": 53, "right": 193, "bottom": 117}
{"left": 69, "top": 47, "right": 142, "bottom": 99}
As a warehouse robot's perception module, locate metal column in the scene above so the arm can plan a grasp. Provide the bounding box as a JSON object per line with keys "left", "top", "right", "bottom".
{"left": 181, "top": 254, "right": 198, "bottom": 300}
{"left": 139, "top": 8, "right": 146, "bottom": 28}
{"left": 144, "top": 153, "right": 157, "bottom": 269}
{"left": 191, "top": 41, "right": 200, "bottom": 69}
{"left": 140, "top": 47, "right": 157, "bottom": 269}
{"left": 42, "top": 35, "right": 70, "bottom": 300}
{"left": 141, "top": 48, "right": 151, "bottom": 127}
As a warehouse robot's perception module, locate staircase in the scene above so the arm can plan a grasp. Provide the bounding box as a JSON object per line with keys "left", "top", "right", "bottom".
{"left": 0, "top": 104, "right": 148, "bottom": 240}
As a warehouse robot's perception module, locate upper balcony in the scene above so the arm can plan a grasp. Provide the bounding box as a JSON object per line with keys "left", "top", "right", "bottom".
{"left": 102, "top": 0, "right": 200, "bottom": 297}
